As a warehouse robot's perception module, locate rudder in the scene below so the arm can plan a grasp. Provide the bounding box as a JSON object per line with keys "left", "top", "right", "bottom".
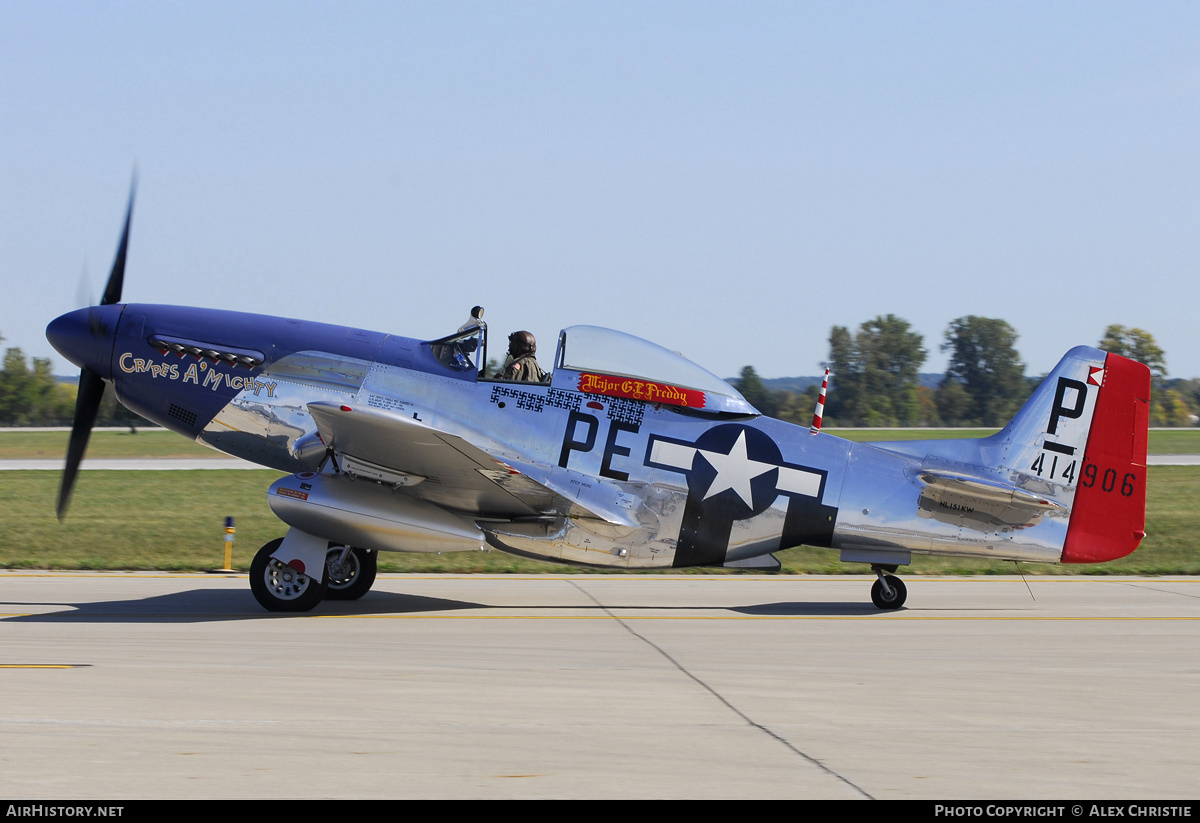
{"left": 1061, "top": 351, "right": 1150, "bottom": 562}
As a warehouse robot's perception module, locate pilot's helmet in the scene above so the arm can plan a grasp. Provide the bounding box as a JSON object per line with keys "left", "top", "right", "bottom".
{"left": 508, "top": 331, "right": 536, "bottom": 357}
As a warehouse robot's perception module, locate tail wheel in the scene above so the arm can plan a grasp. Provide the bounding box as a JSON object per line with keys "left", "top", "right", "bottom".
{"left": 250, "top": 538, "right": 328, "bottom": 612}
{"left": 870, "top": 575, "right": 907, "bottom": 610}
{"left": 324, "top": 546, "right": 378, "bottom": 601}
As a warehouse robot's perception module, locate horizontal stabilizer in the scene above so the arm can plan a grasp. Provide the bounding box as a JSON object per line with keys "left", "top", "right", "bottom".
{"left": 915, "top": 467, "right": 1065, "bottom": 532}
{"left": 918, "top": 470, "right": 1064, "bottom": 512}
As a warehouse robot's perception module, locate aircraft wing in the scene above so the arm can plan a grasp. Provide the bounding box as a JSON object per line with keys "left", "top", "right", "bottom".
{"left": 307, "top": 401, "right": 629, "bottom": 524}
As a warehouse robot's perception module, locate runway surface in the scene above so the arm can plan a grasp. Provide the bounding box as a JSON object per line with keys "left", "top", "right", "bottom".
{"left": 0, "top": 573, "right": 1196, "bottom": 799}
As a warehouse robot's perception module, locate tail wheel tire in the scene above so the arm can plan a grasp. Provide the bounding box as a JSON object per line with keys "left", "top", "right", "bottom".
{"left": 324, "top": 546, "right": 378, "bottom": 601}
{"left": 250, "top": 538, "right": 328, "bottom": 612}
{"left": 871, "top": 575, "right": 907, "bottom": 610}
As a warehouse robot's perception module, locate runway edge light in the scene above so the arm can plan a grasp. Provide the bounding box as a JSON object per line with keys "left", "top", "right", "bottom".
{"left": 210, "top": 516, "right": 236, "bottom": 574}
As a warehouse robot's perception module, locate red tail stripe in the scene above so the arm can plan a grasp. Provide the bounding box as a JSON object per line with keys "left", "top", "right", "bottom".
{"left": 1061, "top": 353, "right": 1150, "bottom": 563}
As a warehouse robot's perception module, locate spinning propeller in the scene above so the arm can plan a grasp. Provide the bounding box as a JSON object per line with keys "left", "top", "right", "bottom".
{"left": 54, "top": 179, "right": 136, "bottom": 520}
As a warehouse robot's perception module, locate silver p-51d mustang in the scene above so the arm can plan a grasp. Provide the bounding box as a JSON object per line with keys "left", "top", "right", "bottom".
{"left": 48, "top": 191, "right": 1151, "bottom": 611}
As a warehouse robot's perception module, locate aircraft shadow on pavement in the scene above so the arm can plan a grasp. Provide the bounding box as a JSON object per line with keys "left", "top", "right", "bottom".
{"left": 1, "top": 591, "right": 889, "bottom": 623}
{"left": 731, "top": 601, "right": 890, "bottom": 616}
{"left": 0, "top": 589, "right": 487, "bottom": 623}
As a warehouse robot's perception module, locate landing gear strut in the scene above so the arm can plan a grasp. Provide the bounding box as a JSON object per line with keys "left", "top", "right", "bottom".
{"left": 250, "top": 538, "right": 329, "bottom": 612}
{"left": 870, "top": 565, "right": 907, "bottom": 610}
{"left": 324, "top": 546, "right": 378, "bottom": 601}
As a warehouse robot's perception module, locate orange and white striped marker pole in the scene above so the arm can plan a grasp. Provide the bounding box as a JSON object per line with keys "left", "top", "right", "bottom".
{"left": 810, "top": 368, "right": 829, "bottom": 434}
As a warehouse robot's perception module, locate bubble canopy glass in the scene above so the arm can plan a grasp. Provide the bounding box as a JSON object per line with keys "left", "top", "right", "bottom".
{"left": 554, "top": 325, "right": 758, "bottom": 415}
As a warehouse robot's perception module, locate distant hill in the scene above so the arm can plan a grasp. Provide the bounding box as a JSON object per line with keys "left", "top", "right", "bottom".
{"left": 736, "top": 373, "right": 946, "bottom": 392}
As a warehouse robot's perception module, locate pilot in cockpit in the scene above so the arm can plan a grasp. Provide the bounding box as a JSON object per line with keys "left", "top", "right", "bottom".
{"left": 497, "top": 330, "right": 548, "bottom": 383}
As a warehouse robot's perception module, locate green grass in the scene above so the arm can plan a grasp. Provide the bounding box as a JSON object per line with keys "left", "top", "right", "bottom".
{"left": 786, "top": 465, "right": 1200, "bottom": 575}
{"left": 0, "top": 429, "right": 220, "bottom": 459}
{"left": 2, "top": 426, "right": 1196, "bottom": 460}
{"left": 0, "top": 470, "right": 569, "bottom": 573}
{"left": 3, "top": 466, "right": 1196, "bottom": 574}
{"left": 1142, "top": 428, "right": 1200, "bottom": 455}
{"left": 2, "top": 471, "right": 287, "bottom": 571}
{"left": 828, "top": 427, "right": 1200, "bottom": 455}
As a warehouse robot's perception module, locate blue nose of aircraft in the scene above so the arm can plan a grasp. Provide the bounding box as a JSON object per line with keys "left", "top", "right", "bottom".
{"left": 46, "top": 306, "right": 122, "bottom": 378}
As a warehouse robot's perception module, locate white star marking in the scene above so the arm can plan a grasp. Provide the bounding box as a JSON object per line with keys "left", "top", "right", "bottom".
{"left": 648, "top": 433, "right": 823, "bottom": 502}
{"left": 697, "top": 431, "right": 777, "bottom": 506}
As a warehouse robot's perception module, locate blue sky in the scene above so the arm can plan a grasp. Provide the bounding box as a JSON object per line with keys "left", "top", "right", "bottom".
{"left": 3, "top": 2, "right": 1198, "bottom": 381}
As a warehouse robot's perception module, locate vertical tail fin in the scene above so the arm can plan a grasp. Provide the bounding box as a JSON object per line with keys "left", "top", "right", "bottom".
{"left": 990, "top": 346, "right": 1149, "bottom": 562}
{"left": 868, "top": 346, "right": 1149, "bottom": 564}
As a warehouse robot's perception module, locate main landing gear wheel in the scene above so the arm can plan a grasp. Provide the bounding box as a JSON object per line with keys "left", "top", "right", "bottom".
{"left": 870, "top": 574, "right": 907, "bottom": 610}
{"left": 250, "top": 538, "right": 329, "bottom": 612}
{"left": 324, "top": 546, "right": 377, "bottom": 601}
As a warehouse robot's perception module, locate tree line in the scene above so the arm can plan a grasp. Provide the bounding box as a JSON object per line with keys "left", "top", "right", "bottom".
{"left": 0, "top": 333, "right": 142, "bottom": 427}
{"left": 734, "top": 317, "right": 1200, "bottom": 428}
{"left": 1, "top": 322, "right": 1197, "bottom": 427}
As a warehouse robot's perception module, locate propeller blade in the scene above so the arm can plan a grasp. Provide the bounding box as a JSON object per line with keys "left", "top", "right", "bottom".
{"left": 100, "top": 175, "right": 136, "bottom": 307}
{"left": 75, "top": 263, "right": 93, "bottom": 311}
{"left": 78, "top": 263, "right": 105, "bottom": 337}
{"left": 59, "top": 174, "right": 137, "bottom": 520}
{"left": 57, "top": 368, "right": 106, "bottom": 521}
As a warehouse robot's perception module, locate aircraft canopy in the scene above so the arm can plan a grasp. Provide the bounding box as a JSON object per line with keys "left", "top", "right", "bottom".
{"left": 554, "top": 325, "right": 758, "bottom": 415}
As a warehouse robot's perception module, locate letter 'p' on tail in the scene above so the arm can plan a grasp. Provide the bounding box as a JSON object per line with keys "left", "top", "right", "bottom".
{"left": 1060, "top": 350, "right": 1151, "bottom": 562}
